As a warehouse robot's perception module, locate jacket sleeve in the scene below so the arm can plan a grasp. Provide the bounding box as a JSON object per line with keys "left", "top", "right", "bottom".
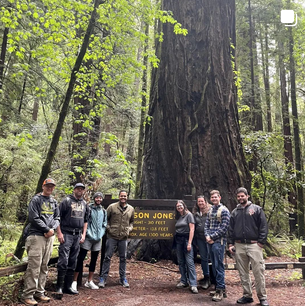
{"left": 227, "top": 211, "right": 235, "bottom": 245}
{"left": 128, "top": 207, "right": 135, "bottom": 232}
{"left": 258, "top": 208, "right": 268, "bottom": 244}
{"left": 103, "top": 209, "right": 107, "bottom": 229}
{"left": 28, "top": 196, "right": 50, "bottom": 233}
{"left": 51, "top": 201, "right": 60, "bottom": 230}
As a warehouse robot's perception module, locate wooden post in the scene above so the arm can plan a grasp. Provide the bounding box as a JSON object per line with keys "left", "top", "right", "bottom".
{"left": 300, "top": 243, "right": 305, "bottom": 279}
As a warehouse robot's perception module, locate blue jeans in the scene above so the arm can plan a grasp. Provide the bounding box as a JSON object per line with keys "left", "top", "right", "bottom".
{"left": 176, "top": 239, "right": 197, "bottom": 286}
{"left": 101, "top": 238, "right": 127, "bottom": 280}
{"left": 196, "top": 237, "right": 210, "bottom": 277}
{"left": 209, "top": 241, "right": 225, "bottom": 289}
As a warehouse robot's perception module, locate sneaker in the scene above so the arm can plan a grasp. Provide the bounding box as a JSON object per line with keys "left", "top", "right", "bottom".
{"left": 190, "top": 286, "right": 198, "bottom": 294}
{"left": 20, "top": 297, "right": 38, "bottom": 306}
{"left": 119, "top": 278, "right": 130, "bottom": 288}
{"left": 71, "top": 281, "right": 77, "bottom": 292}
{"left": 176, "top": 281, "right": 189, "bottom": 288}
{"left": 98, "top": 277, "right": 106, "bottom": 288}
{"left": 260, "top": 300, "right": 269, "bottom": 306}
{"left": 212, "top": 289, "right": 223, "bottom": 302}
{"left": 210, "top": 290, "right": 227, "bottom": 298}
{"left": 33, "top": 294, "right": 50, "bottom": 303}
{"left": 85, "top": 280, "right": 99, "bottom": 290}
{"left": 237, "top": 296, "right": 254, "bottom": 304}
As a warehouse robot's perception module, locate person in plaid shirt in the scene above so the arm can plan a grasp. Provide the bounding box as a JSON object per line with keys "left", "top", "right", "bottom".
{"left": 205, "top": 190, "right": 230, "bottom": 302}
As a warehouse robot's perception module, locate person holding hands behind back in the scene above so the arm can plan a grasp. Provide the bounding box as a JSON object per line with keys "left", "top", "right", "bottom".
{"left": 174, "top": 200, "right": 198, "bottom": 294}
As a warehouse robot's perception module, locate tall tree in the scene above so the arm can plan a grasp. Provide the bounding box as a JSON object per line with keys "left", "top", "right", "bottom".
{"left": 141, "top": 0, "right": 250, "bottom": 210}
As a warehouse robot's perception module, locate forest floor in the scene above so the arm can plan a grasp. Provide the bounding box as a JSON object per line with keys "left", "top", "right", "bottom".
{"left": 2, "top": 255, "right": 305, "bottom": 306}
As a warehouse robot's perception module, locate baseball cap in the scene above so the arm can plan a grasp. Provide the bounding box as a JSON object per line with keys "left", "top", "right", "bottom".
{"left": 43, "top": 178, "right": 56, "bottom": 186}
{"left": 74, "top": 182, "right": 85, "bottom": 189}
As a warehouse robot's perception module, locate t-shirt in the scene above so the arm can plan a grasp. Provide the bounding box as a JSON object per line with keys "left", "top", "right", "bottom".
{"left": 175, "top": 212, "right": 195, "bottom": 235}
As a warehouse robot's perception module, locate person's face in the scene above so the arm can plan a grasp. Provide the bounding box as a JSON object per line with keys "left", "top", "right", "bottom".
{"left": 197, "top": 197, "right": 207, "bottom": 210}
{"left": 74, "top": 187, "right": 85, "bottom": 199}
{"left": 119, "top": 191, "right": 128, "bottom": 205}
{"left": 176, "top": 202, "right": 184, "bottom": 215}
{"left": 210, "top": 193, "right": 221, "bottom": 206}
{"left": 94, "top": 196, "right": 103, "bottom": 205}
{"left": 237, "top": 192, "right": 249, "bottom": 205}
{"left": 42, "top": 184, "right": 55, "bottom": 196}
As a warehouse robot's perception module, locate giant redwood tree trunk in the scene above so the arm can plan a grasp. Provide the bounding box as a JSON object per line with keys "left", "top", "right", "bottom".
{"left": 141, "top": 0, "right": 250, "bottom": 211}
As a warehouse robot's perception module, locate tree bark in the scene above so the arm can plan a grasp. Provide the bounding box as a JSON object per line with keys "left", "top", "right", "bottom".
{"left": 14, "top": 0, "right": 104, "bottom": 259}
{"left": 0, "top": 27, "right": 9, "bottom": 90}
{"left": 141, "top": 0, "right": 250, "bottom": 211}
{"left": 278, "top": 40, "right": 297, "bottom": 235}
{"left": 135, "top": 23, "right": 149, "bottom": 198}
{"left": 289, "top": 27, "right": 304, "bottom": 237}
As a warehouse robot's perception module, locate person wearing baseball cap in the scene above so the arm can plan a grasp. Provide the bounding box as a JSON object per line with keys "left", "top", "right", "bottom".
{"left": 54, "top": 182, "right": 89, "bottom": 299}
{"left": 21, "top": 178, "right": 59, "bottom": 306}
{"left": 72, "top": 191, "right": 107, "bottom": 290}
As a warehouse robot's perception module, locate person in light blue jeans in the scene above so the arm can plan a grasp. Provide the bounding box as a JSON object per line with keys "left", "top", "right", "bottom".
{"left": 174, "top": 200, "right": 198, "bottom": 294}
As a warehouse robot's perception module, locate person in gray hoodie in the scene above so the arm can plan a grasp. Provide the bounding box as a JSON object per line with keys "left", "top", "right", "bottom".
{"left": 72, "top": 192, "right": 107, "bottom": 290}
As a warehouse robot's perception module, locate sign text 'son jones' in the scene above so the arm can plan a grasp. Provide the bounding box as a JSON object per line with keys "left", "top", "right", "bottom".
{"left": 130, "top": 209, "right": 176, "bottom": 239}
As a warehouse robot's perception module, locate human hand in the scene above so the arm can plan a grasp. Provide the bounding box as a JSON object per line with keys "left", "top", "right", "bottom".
{"left": 80, "top": 234, "right": 85, "bottom": 243}
{"left": 44, "top": 229, "right": 54, "bottom": 238}
{"left": 58, "top": 233, "right": 64, "bottom": 244}
{"left": 257, "top": 242, "right": 264, "bottom": 248}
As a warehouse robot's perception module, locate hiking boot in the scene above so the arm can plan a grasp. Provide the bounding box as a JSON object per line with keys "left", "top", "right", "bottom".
{"left": 98, "top": 277, "right": 106, "bottom": 288}
{"left": 176, "top": 281, "right": 189, "bottom": 288}
{"left": 190, "top": 286, "right": 198, "bottom": 294}
{"left": 33, "top": 294, "right": 50, "bottom": 303}
{"left": 85, "top": 280, "right": 99, "bottom": 290}
{"left": 210, "top": 289, "right": 227, "bottom": 298}
{"left": 237, "top": 296, "right": 254, "bottom": 304}
{"left": 212, "top": 289, "right": 223, "bottom": 302}
{"left": 20, "top": 298, "right": 38, "bottom": 306}
{"left": 119, "top": 278, "right": 130, "bottom": 288}
{"left": 201, "top": 277, "right": 211, "bottom": 290}
{"left": 260, "top": 300, "right": 269, "bottom": 306}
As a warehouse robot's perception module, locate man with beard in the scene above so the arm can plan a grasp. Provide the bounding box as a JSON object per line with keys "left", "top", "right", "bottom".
{"left": 228, "top": 187, "right": 269, "bottom": 306}
{"left": 72, "top": 192, "right": 107, "bottom": 290}
{"left": 54, "top": 183, "right": 89, "bottom": 299}
{"left": 99, "top": 190, "right": 134, "bottom": 288}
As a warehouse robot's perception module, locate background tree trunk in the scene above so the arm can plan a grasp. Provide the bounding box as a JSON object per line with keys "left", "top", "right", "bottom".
{"left": 141, "top": 0, "right": 250, "bottom": 211}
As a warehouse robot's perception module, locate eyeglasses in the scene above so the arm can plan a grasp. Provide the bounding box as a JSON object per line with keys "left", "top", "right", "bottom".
{"left": 176, "top": 205, "right": 184, "bottom": 208}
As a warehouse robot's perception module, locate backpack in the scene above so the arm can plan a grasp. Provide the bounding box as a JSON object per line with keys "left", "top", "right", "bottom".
{"left": 208, "top": 204, "right": 225, "bottom": 223}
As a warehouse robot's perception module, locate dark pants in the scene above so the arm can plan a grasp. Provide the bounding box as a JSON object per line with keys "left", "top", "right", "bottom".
{"left": 75, "top": 248, "right": 99, "bottom": 272}
{"left": 57, "top": 233, "right": 81, "bottom": 271}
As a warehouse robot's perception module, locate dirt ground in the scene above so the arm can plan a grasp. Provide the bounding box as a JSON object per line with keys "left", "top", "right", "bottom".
{"left": 5, "top": 255, "right": 305, "bottom": 306}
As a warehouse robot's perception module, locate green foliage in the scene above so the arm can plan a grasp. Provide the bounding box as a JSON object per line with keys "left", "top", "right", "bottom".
{"left": 243, "top": 131, "right": 302, "bottom": 234}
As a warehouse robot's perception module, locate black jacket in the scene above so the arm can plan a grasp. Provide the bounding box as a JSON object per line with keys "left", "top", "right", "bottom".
{"left": 28, "top": 194, "right": 60, "bottom": 236}
{"left": 227, "top": 201, "right": 268, "bottom": 245}
{"left": 59, "top": 194, "right": 89, "bottom": 230}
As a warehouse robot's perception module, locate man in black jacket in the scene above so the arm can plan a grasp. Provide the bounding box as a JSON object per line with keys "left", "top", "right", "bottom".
{"left": 21, "top": 178, "right": 60, "bottom": 306}
{"left": 54, "top": 183, "right": 89, "bottom": 299}
{"left": 228, "top": 187, "right": 269, "bottom": 306}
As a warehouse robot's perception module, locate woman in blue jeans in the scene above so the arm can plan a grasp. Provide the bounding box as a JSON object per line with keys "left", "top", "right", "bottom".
{"left": 193, "top": 195, "right": 212, "bottom": 289}
{"left": 174, "top": 200, "right": 198, "bottom": 294}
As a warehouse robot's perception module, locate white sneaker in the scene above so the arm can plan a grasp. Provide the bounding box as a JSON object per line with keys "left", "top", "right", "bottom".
{"left": 71, "top": 281, "right": 77, "bottom": 291}
{"left": 85, "top": 280, "right": 99, "bottom": 290}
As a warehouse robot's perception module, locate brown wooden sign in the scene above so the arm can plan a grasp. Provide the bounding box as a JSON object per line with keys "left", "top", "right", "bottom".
{"left": 130, "top": 208, "right": 176, "bottom": 239}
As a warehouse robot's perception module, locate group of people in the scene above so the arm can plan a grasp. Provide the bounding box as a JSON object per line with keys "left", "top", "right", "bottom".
{"left": 20, "top": 178, "right": 268, "bottom": 306}
{"left": 20, "top": 179, "right": 134, "bottom": 306}
{"left": 174, "top": 188, "right": 269, "bottom": 306}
